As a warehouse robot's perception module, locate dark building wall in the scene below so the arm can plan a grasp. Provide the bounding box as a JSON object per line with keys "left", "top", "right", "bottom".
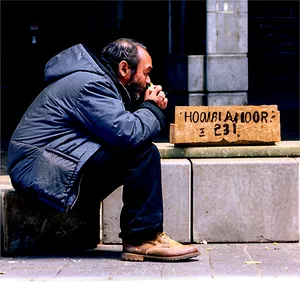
{"left": 0, "top": 1, "right": 172, "bottom": 149}
{"left": 1, "top": 0, "right": 299, "bottom": 151}
{"left": 248, "top": 1, "right": 299, "bottom": 139}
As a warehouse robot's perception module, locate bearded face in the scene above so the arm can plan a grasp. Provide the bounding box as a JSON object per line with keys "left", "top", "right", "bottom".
{"left": 126, "top": 80, "right": 145, "bottom": 102}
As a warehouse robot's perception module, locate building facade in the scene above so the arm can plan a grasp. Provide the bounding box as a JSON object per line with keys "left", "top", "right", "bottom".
{"left": 1, "top": 0, "right": 299, "bottom": 148}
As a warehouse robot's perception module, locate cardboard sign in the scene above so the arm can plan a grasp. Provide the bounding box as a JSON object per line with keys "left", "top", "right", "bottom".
{"left": 169, "top": 105, "right": 280, "bottom": 146}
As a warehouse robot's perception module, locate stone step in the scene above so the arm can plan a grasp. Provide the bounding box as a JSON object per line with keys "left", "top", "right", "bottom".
{"left": 1, "top": 141, "right": 299, "bottom": 255}
{"left": 0, "top": 189, "right": 100, "bottom": 255}
{"left": 103, "top": 156, "right": 299, "bottom": 244}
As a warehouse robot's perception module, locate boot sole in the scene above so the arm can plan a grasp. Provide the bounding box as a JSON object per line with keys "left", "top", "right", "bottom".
{"left": 121, "top": 250, "right": 200, "bottom": 262}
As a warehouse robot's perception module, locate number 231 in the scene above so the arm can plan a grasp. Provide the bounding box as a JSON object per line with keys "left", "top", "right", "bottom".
{"left": 214, "top": 123, "right": 237, "bottom": 136}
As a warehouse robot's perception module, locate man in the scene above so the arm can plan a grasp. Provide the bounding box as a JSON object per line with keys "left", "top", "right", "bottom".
{"left": 7, "top": 38, "right": 200, "bottom": 261}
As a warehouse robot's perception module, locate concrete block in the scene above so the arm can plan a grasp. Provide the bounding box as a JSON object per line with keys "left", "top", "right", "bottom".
{"left": 207, "top": 12, "right": 248, "bottom": 54}
{"left": 0, "top": 190, "right": 4, "bottom": 257}
{"left": 207, "top": 0, "right": 248, "bottom": 13}
{"left": 207, "top": 92, "right": 247, "bottom": 106}
{"left": 157, "top": 141, "right": 300, "bottom": 159}
{"left": 207, "top": 54, "right": 248, "bottom": 91}
{"left": 102, "top": 159, "right": 192, "bottom": 243}
{"left": 296, "top": 157, "right": 300, "bottom": 238}
{"left": 192, "top": 158, "right": 299, "bottom": 243}
{"left": 188, "top": 56, "right": 205, "bottom": 92}
{"left": 160, "top": 159, "right": 191, "bottom": 243}
{"left": 1, "top": 190, "right": 100, "bottom": 255}
{"left": 189, "top": 93, "right": 207, "bottom": 106}
{"left": 102, "top": 186, "right": 123, "bottom": 243}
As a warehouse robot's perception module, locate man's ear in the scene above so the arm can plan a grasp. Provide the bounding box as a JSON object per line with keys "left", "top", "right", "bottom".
{"left": 118, "top": 60, "right": 130, "bottom": 80}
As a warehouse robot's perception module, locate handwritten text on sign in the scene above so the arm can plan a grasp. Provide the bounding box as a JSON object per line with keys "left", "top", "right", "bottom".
{"left": 169, "top": 106, "right": 280, "bottom": 145}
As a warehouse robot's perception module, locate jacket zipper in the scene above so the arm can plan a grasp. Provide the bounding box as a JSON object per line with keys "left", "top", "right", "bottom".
{"left": 65, "top": 174, "right": 83, "bottom": 213}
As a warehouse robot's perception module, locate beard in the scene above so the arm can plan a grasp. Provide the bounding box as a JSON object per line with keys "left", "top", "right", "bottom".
{"left": 126, "top": 83, "right": 146, "bottom": 112}
{"left": 126, "top": 82, "right": 144, "bottom": 102}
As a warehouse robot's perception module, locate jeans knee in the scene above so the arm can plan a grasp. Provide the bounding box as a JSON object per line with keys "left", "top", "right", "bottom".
{"left": 147, "top": 143, "right": 161, "bottom": 161}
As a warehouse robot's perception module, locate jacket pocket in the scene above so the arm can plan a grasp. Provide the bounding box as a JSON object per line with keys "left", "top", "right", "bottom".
{"left": 34, "top": 148, "right": 80, "bottom": 208}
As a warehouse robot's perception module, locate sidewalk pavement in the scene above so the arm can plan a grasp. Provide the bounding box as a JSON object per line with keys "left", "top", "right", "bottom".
{"left": 0, "top": 242, "right": 299, "bottom": 299}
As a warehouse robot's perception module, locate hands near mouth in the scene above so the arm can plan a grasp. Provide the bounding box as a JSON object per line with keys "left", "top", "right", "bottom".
{"left": 144, "top": 84, "right": 168, "bottom": 110}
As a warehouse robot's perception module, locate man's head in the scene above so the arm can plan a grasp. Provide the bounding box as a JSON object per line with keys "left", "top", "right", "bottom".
{"left": 101, "top": 38, "right": 152, "bottom": 99}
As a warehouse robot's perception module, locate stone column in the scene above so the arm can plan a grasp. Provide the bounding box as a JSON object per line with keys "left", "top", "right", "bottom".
{"left": 165, "top": 0, "right": 248, "bottom": 107}
{"left": 206, "top": 0, "right": 248, "bottom": 105}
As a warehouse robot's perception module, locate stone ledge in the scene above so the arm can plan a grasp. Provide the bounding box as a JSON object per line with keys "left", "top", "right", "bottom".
{"left": 1, "top": 190, "right": 100, "bottom": 255}
{"left": 102, "top": 156, "right": 299, "bottom": 244}
{"left": 156, "top": 141, "right": 300, "bottom": 158}
{"left": 1, "top": 141, "right": 299, "bottom": 253}
{"left": 102, "top": 159, "right": 192, "bottom": 244}
{"left": 192, "top": 157, "right": 299, "bottom": 243}
{"left": 2, "top": 142, "right": 298, "bottom": 187}
{"left": 0, "top": 175, "right": 11, "bottom": 189}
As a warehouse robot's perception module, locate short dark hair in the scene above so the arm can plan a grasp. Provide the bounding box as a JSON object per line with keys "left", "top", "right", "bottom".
{"left": 101, "top": 38, "right": 147, "bottom": 75}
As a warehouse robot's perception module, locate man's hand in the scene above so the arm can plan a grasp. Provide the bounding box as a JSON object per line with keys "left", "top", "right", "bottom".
{"left": 144, "top": 85, "right": 168, "bottom": 110}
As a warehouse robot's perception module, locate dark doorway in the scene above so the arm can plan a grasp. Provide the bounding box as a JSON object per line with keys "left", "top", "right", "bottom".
{"left": 248, "top": 1, "right": 299, "bottom": 140}
{"left": 1, "top": 0, "right": 171, "bottom": 150}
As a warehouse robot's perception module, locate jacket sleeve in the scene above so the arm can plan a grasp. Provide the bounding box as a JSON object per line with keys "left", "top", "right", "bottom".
{"left": 74, "top": 80, "right": 165, "bottom": 151}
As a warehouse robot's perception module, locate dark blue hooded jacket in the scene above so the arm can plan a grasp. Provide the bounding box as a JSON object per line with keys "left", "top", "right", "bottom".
{"left": 7, "top": 44, "right": 165, "bottom": 212}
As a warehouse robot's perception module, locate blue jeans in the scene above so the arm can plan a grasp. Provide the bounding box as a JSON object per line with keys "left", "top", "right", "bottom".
{"left": 78, "top": 142, "right": 164, "bottom": 243}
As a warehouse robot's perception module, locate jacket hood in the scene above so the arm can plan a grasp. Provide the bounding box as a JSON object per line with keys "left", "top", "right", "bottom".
{"left": 44, "top": 44, "right": 104, "bottom": 83}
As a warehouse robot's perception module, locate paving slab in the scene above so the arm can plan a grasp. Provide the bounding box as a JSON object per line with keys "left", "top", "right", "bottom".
{"left": 244, "top": 243, "right": 300, "bottom": 278}
{"left": 201, "top": 244, "right": 259, "bottom": 278}
{"left": 0, "top": 243, "right": 299, "bottom": 282}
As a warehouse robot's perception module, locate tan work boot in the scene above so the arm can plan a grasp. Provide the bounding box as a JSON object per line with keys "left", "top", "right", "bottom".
{"left": 122, "top": 232, "right": 200, "bottom": 262}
